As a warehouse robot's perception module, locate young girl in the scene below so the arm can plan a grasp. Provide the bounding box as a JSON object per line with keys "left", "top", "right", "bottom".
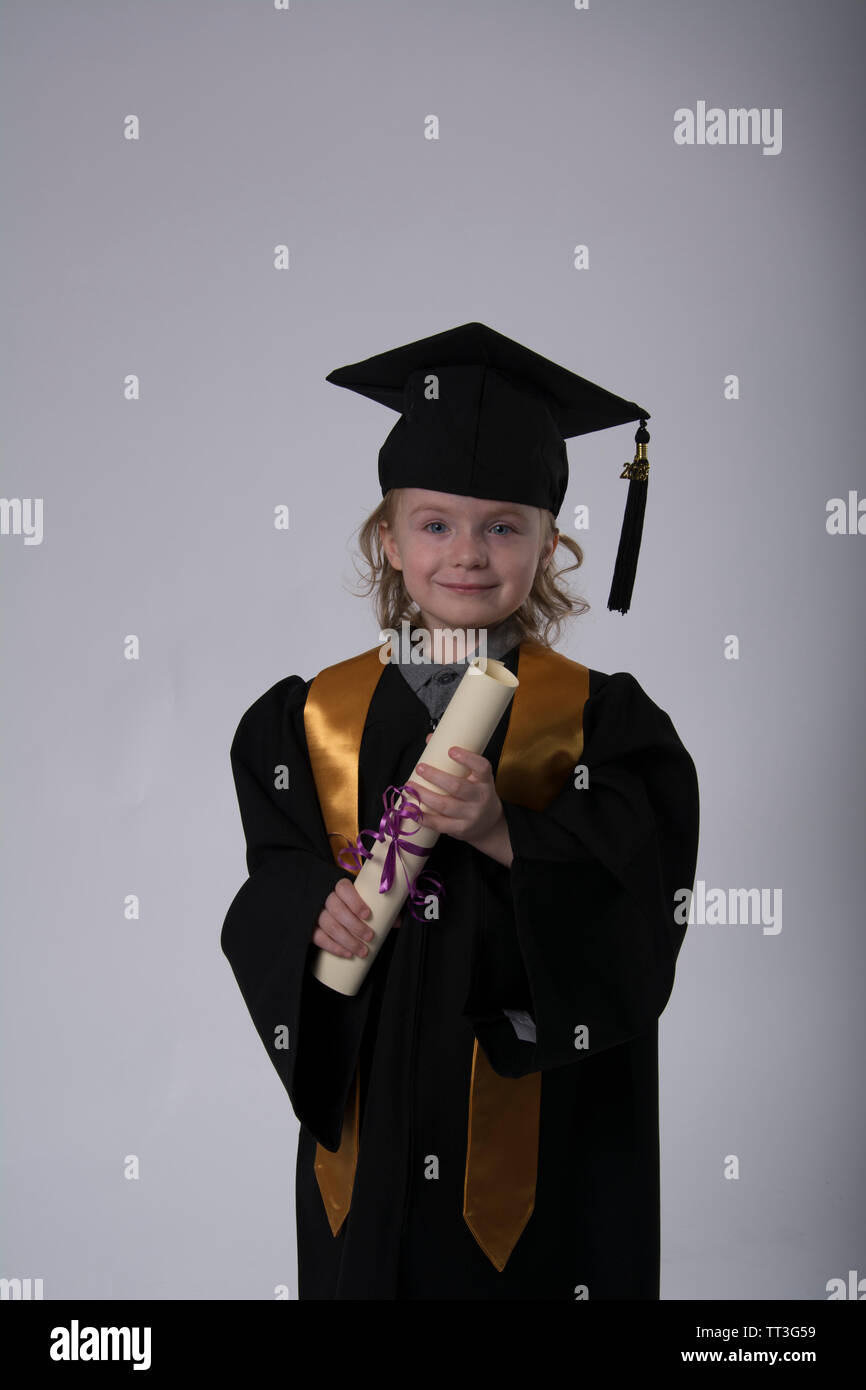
{"left": 221, "top": 322, "right": 700, "bottom": 1301}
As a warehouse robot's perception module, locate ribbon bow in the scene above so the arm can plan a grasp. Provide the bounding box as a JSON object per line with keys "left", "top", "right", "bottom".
{"left": 331, "top": 783, "right": 444, "bottom": 922}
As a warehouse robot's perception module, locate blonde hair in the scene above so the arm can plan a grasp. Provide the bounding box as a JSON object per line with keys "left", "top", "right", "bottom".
{"left": 349, "top": 488, "right": 589, "bottom": 648}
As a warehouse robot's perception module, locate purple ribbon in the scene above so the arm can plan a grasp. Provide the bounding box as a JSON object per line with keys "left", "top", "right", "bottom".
{"left": 330, "top": 783, "right": 445, "bottom": 923}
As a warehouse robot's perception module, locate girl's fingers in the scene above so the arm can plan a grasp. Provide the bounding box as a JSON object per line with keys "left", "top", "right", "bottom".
{"left": 335, "top": 876, "right": 372, "bottom": 921}
{"left": 316, "top": 912, "right": 369, "bottom": 958}
{"left": 314, "top": 880, "right": 405, "bottom": 957}
{"left": 318, "top": 890, "right": 374, "bottom": 957}
{"left": 325, "top": 889, "right": 361, "bottom": 931}
{"left": 312, "top": 925, "right": 354, "bottom": 958}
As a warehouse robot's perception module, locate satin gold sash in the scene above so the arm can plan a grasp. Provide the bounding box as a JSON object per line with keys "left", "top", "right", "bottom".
{"left": 304, "top": 641, "right": 590, "bottom": 1271}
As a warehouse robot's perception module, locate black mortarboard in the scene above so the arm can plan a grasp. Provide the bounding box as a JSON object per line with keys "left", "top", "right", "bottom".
{"left": 326, "top": 321, "right": 651, "bottom": 613}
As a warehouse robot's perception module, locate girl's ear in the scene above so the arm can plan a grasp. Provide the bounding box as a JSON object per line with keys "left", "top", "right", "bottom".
{"left": 379, "top": 519, "right": 402, "bottom": 571}
{"left": 537, "top": 511, "right": 558, "bottom": 571}
{"left": 543, "top": 529, "right": 560, "bottom": 569}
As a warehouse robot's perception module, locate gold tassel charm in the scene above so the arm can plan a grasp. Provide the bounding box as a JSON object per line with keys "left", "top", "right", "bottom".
{"left": 620, "top": 423, "right": 650, "bottom": 482}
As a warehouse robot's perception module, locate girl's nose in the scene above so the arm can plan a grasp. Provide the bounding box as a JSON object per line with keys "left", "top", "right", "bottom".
{"left": 449, "top": 531, "right": 488, "bottom": 566}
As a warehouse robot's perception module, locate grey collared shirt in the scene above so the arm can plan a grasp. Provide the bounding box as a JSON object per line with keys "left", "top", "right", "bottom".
{"left": 394, "top": 616, "right": 524, "bottom": 724}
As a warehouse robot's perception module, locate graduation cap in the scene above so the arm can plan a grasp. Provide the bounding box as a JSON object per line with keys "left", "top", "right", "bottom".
{"left": 326, "top": 321, "right": 651, "bottom": 613}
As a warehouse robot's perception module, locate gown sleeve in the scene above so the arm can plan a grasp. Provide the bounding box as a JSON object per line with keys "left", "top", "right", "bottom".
{"left": 463, "top": 670, "right": 700, "bottom": 1077}
{"left": 220, "top": 676, "right": 375, "bottom": 1150}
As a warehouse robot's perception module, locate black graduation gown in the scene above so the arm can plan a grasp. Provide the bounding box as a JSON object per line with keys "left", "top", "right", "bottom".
{"left": 220, "top": 643, "right": 700, "bottom": 1300}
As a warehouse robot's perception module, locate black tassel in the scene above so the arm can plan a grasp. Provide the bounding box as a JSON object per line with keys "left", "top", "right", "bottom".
{"left": 607, "top": 419, "right": 650, "bottom": 615}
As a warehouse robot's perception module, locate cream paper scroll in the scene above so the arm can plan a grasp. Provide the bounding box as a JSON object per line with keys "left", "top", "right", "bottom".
{"left": 311, "top": 656, "right": 519, "bottom": 997}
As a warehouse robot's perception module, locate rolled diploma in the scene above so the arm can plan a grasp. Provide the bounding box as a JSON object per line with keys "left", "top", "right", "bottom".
{"left": 311, "top": 655, "right": 519, "bottom": 997}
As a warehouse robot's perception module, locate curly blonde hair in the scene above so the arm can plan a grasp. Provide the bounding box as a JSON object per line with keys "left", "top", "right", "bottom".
{"left": 349, "top": 488, "right": 589, "bottom": 648}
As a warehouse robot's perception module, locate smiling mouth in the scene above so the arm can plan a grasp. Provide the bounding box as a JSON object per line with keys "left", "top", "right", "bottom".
{"left": 438, "top": 583, "right": 497, "bottom": 592}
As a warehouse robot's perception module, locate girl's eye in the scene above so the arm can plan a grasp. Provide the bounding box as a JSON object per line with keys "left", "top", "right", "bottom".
{"left": 423, "top": 522, "right": 514, "bottom": 535}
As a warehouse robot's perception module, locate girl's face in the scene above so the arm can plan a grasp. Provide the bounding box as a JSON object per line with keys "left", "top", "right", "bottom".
{"left": 380, "top": 488, "right": 558, "bottom": 635}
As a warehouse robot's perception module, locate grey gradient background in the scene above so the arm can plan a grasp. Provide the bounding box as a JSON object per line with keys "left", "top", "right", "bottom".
{"left": 2, "top": 0, "right": 864, "bottom": 1300}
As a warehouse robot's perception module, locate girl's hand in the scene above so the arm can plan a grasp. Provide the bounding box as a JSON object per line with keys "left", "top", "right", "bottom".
{"left": 314, "top": 878, "right": 376, "bottom": 959}
{"left": 313, "top": 880, "right": 404, "bottom": 959}
{"left": 405, "top": 742, "right": 505, "bottom": 848}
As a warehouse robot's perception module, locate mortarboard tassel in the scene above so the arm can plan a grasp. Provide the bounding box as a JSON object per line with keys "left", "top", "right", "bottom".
{"left": 607, "top": 419, "right": 650, "bottom": 615}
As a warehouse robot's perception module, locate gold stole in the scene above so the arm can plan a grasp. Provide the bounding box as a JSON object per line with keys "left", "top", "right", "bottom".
{"left": 303, "top": 641, "right": 590, "bottom": 1272}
